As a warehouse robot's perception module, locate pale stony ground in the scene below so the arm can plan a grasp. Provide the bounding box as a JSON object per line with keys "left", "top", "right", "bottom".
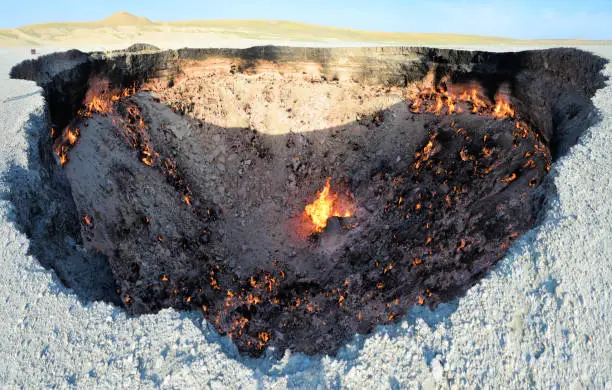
{"left": 0, "top": 43, "right": 610, "bottom": 389}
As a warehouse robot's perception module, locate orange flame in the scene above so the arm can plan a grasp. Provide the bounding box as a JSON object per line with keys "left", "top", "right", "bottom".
{"left": 54, "top": 78, "right": 139, "bottom": 167}
{"left": 87, "top": 95, "right": 111, "bottom": 115}
{"left": 462, "top": 88, "right": 488, "bottom": 113}
{"left": 66, "top": 128, "right": 79, "bottom": 145}
{"left": 492, "top": 94, "right": 515, "bottom": 119}
{"left": 303, "top": 178, "right": 353, "bottom": 232}
{"left": 53, "top": 127, "right": 80, "bottom": 166}
{"left": 82, "top": 78, "right": 129, "bottom": 117}
{"left": 410, "top": 85, "right": 515, "bottom": 120}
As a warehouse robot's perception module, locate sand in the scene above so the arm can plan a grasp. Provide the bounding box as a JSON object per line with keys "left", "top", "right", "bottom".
{"left": 0, "top": 42, "right": 610, "bottom": 388}
{"left": 1, "top": 12, "right": 611, "bottom": 51}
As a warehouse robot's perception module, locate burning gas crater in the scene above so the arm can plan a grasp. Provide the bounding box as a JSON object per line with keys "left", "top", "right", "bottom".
{"left": 9, "top": 46, "right": 606, "bottom": 356}
{"left": 50, "top": 76, "right": 545, "bottom": 354}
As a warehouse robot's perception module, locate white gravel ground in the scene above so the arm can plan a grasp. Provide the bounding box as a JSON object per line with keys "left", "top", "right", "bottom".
{"left": 0, "top": 45, "right": 610, "bottom": 389}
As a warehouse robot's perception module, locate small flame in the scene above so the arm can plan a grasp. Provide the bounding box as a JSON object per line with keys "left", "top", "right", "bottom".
{"left": 492, "top": 94, "right": 515, "bottom": 119}
{"left": 58, "top": 153, "right": 68, "bottom": 166}
{"left": 464, "top": 88, "right": 488, "bottom": 113}
{"left": 303, "top": 178, "right": 353, "bottom": 233}
{"left": 66, "top": 128, "right": 79, "bottom": 145}
{"left": 87, "top": 95, "right": 111, "bottom": 115}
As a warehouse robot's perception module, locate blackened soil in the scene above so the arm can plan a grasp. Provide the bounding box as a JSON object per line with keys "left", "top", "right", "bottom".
{"left": 62, "top": 92, "right": 548, "bottom": 355}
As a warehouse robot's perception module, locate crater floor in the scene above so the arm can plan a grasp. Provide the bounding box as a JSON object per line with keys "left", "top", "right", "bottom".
{"left": 63, "top": 73, "right": 549, "bottom": 354}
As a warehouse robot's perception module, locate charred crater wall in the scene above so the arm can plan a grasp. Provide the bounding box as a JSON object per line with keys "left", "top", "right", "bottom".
{"left": 11, "top": 46, "right": 607, "bottom": 155}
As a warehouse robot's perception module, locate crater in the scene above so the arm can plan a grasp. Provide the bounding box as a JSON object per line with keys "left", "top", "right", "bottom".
{"left": 7, "top": 45, "right": 607, "bottom": 356}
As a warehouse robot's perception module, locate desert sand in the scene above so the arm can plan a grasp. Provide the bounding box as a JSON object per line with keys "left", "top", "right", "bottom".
{"left": 1, "top": 11, "right": 611, "bottom": 51}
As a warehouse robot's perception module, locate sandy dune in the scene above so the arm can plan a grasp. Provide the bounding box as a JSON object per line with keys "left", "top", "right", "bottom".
{"left": 1, "top": 11, "right": 611, "bottom": 51}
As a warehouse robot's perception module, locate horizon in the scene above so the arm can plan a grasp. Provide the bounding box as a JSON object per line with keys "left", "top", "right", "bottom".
{"left": 1, "top": 1, "right": 611, "bottom": 40}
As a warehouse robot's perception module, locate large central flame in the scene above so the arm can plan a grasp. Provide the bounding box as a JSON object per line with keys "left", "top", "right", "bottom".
{"left": 303, "top": 178, "right": 353, "bottom": 232}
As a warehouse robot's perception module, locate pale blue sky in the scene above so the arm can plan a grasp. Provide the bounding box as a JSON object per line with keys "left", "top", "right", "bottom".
{"left": 1, "top": 0, "right": 611, "bottom": 39}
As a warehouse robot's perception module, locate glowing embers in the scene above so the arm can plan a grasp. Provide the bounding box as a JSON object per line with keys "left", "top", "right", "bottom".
{"left": 409, "top": 84, "right": 515, "bottom": 119}
{"left": 303, "top": 177, "right": 354, "bottom": 233}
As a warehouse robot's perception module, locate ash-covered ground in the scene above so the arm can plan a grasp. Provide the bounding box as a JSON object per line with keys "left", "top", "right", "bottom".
{"left": 0, "top": 45, "right": 611, "bottom": 388}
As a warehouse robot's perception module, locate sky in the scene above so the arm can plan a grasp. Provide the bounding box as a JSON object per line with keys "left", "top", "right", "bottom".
{"left": 1, "top": 0, "right": 611, "bottom": 40}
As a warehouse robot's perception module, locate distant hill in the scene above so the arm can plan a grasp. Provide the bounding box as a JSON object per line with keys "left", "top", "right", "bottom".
{"left": 97, "top": 11, "right": 153, "bottom": 26}
{"left": 0, "top": 11, "right": 610, "bottom": 49}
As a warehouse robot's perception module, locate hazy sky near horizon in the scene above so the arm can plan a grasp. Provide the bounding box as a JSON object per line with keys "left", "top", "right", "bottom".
{"left": 1, "top": 0, "right": 611, "bottom": 39}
